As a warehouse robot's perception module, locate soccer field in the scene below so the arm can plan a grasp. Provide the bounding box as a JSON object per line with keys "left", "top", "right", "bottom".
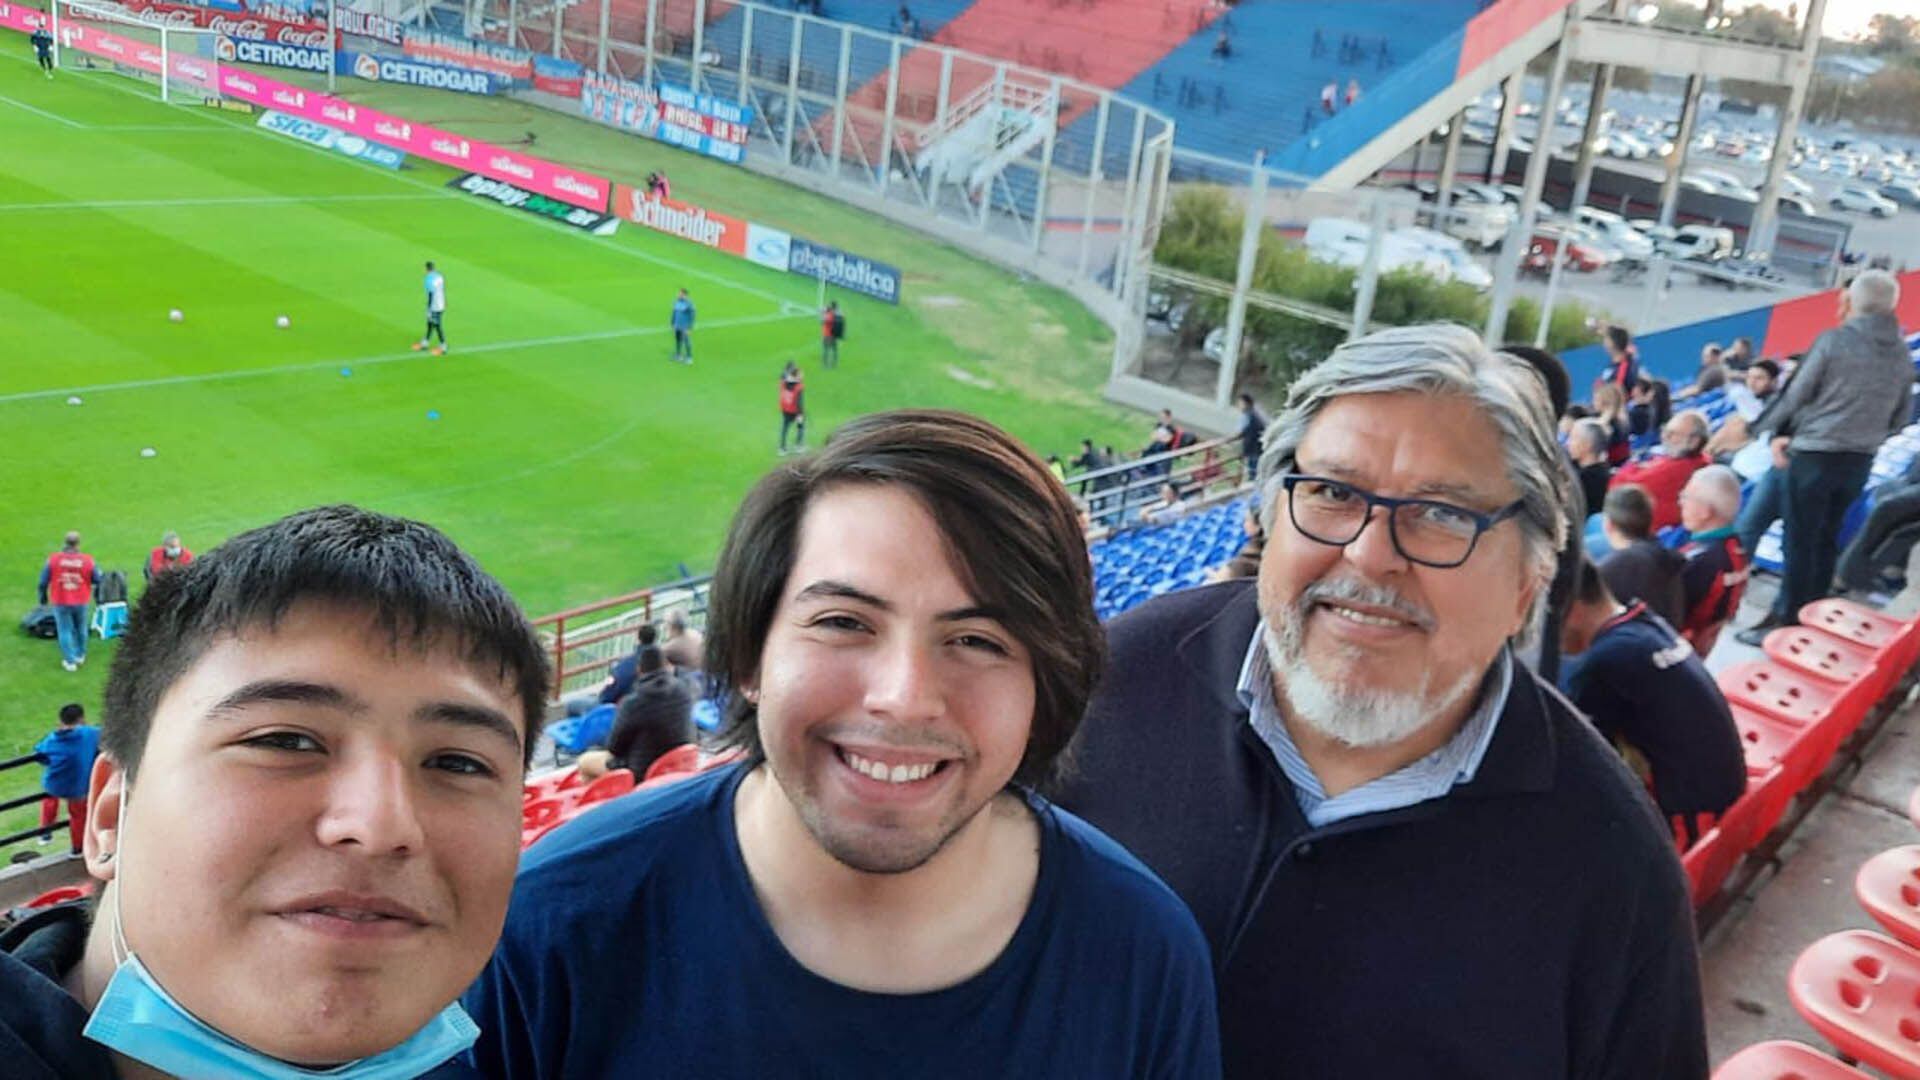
{"left": 0, "top": 48, "right": 1137, "bottom": 828}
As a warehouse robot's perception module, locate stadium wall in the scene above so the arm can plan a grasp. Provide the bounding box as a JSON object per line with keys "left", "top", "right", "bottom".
{"left": 1557, "top": 269, "right": 1920, "bottom": 390}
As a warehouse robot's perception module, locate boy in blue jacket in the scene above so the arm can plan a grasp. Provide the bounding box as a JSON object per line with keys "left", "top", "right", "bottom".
{"left": 36, "top": 704, "right": 98, "bottom": 854}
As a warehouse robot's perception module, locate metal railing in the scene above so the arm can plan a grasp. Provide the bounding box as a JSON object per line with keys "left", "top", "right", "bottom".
{"left": 1066, "top": 434, "right": 1254, "bottom": 533}
{"left": 0, "top": 752, "right": 61, "bottom": 856}
{"left": 533, "top": 574, "right": 711, "bottom": 698}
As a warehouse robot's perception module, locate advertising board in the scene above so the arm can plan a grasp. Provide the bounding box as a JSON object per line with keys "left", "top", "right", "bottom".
{"left": 449, "top": 172, "right": 619, "bottom": 234}
{"left": 787, "top": 237, "right": 901, "bottom": 305}
{"left": 334, "top": 3, "right": 402, "bottom": 44}
{"left": 216, "top": 67, "right": 611, "bottom": 209}
{"left": 341, "top": 49, "right": 499, "bottom": 95}
{"left": 611, "top": 184, "right": 747, "bottom": 254}
{"left": 120, "top": 0, "right": 329, "bottom": 45}
{"left": 217, "top": 35, "right": 328, "bottom": 72}
{"left": 257, "top": 108, "right": 404, "bottom": 168}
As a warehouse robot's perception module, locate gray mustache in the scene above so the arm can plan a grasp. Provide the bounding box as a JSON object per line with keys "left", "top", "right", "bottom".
{"left": 1297, "top": 577, "right": 1435, "bottom": 631}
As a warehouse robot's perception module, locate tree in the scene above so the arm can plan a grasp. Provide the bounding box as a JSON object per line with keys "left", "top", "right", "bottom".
{"left": 1864, "top": 14, "right": 1919, "bottom": 57}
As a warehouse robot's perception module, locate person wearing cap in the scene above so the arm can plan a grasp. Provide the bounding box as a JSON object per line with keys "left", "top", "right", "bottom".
{"left": 143, "top": 531, "right": 193, "bottom": 585}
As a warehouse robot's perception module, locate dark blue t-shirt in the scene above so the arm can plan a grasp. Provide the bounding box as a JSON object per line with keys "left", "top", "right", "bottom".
{"left": 1566, "top": 604, "right": 1747, "bottom": 818}
{"left": 464, "top": 764, "right": 1221, "bottom": 1079}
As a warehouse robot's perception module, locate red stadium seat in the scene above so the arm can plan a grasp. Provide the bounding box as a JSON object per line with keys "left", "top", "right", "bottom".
{"left": 1718, "top": 662, "right": 1852, "bottom": 729}
{"left": 574, "top": 769, "right": 636, "bottom": 806}
{"left": 1799, "top": 599, "right": 1913, "bottom": 670}
{"left": 1741, "top": 764, "right": 1796, "bottom": 845}
{"left": 1682, "top": 827, "right": 1741, "bottom": 907}
{"left": 1764, "top": 625, "right": 1885, "bottom": 697}
{"left": 643, "top": 743, "right": 702, "bottom": 784}
{"left": 1713, "top": 1040, "right": 1873, "bottom": 1079}
{"left": 1789, "top": 930, "right": 1920, "bottom": 1079}
{"left": 1732, "top": 704, "right": 1825, "bottom": 791}
{"left": 1857, "top": 847, "right": 1920, "bottom": 952}
{"left": 522, "top": 797, "right": 566, "bottom": 832}
{"left": 523, "top": 764, "right": 581, "bottom": 802}
{"left": 1713, "top": 769, "right": 1782, "bottom": 855}
{"left": 23, "top": 884, "right": 94, "bottom": 909}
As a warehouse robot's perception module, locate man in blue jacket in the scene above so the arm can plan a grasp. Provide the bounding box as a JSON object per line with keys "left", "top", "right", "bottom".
{"left": 1056, "top": 324, "right": 1707, "bottom": 1078}
{"left": 669, "top": 287, "right": 695, "bottom": 364}
{"left": 35, "top": 704, "right": 98, "bottom": 854}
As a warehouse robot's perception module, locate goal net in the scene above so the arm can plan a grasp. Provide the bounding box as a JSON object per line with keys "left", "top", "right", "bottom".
{"left": 51, "top": 0, "right": 223, "bottom": 105}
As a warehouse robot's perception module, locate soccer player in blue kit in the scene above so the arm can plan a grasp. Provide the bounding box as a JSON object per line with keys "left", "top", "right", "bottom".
{"left": 31, "top": 25, "right": 54, "bottom": 77}
{"left": 669, "top": 287, "right": 694, "bottom": 364}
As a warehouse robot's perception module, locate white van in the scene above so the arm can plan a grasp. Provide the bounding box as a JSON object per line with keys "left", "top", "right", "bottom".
{"left": 1572, "top": 207, "right": 1654, "bottom": 261}
{"left": 1303, "top": 218, "right": 1493, "bottom": 290}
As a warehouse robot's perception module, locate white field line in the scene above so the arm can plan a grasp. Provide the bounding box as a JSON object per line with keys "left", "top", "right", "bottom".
{"left": 0, "top": 50, "right": 813, "bottom": 312}
{"left": 0, "top": 91, "right": 85, "bottom": 127}
{"left": 0, "top": 310, "right": 811, "bottom": 407}
{"left": 0, "top": 192, "right": 447, "bottom": 211}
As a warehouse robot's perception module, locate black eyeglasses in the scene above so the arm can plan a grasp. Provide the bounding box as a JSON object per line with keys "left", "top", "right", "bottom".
{"left": 1278, "top": 473, "right": 1527, "bottom": 569}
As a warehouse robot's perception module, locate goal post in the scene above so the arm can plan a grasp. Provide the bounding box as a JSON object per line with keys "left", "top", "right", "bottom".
{"left": 51, "top": 0, "right": 223, "bottom": 105}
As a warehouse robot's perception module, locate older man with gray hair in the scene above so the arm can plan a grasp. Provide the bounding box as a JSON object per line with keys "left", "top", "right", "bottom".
{"left": 1056, "top": 323, "right": 1706, "bottom": 1078}
{"left": 1677, "top": 464, "right": 1749, "bottom": 656}
{"left": 1739, "top": 270, "right": 1915, "bottom": 643}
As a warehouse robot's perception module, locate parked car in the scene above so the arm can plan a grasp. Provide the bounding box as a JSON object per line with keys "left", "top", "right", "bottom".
{"left": 1684, "top": 170, "right": 1759, "bottom": 203}
{"left": 1573, "top": 206, "right": 1655, "bottom": 262}
{"left": 1776, "top": 193, "right": 1817, "bottom": 217}
{"left": 1780, "top": 173, "right": 1814, "bottom": 198}
{"left": 1302, "top": 219, "right": 1492, "bottom": 289}
{"left": 1525, "top": 223, "right": 1612, "bottom": 272}
{"left": 1830, "top": 184, "right": 1898, "bottom": 217}
{"left": 1879, "top": 181, "right": 1920, "bottom": 208}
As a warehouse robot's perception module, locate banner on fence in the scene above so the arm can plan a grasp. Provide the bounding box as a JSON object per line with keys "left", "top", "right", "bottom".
{"left": 334, "top": 3, "right": 402, "bottom": 43}
{"left": 120, "top": 0, "right": 329, "bottom": 45}
{"left": 217, "top": 35, "right": 328, "bottom": 72}
{"left": 580, "top": 73, "right": 751, "bottom": 164}
{"left": 533, "top": 52, "right": 581, "bottom": 97}
{"left": 402, "top": 26, "right": 529, "bottom": 81}
{"left": 611, "top": 184, "right": 747, "bottom": 254}
{"left": 787, "top": 237, "right": 901, "bottom": 305}
{"left": 257, "top": 108, "right": 404, "bottom": 167}
{"left": 217, "top": 67, "right": 611, "bottom": 209}
{"left": 0, "top": 3, "right": 48, "bottom": 32}
{"left": 449, "top": 173, "right": 619, "bottom": 234}
{"left": 341, "top": 49, "right": 499, "bottom": 95}
{"left": 746, "top": 222, "right": 791, "bottom": 272}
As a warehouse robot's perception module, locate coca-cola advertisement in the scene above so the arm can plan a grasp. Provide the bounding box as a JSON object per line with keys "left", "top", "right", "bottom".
{"left": 120, "top": 0, "right": 332, "bottom": 46}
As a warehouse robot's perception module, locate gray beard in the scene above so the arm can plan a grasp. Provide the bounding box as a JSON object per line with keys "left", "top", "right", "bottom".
{"left": 1264, "top": 588, "right": 1480, "bottom": 750}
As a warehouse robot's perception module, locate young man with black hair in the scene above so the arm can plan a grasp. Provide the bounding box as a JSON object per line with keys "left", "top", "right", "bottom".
{"left": 0, "top": 505, "right": 550, "bottom": 1079}
{"left": 466, "top": 410, "right": 1220, "bottom": 1078}
{"left": 1599, "top": 484, "right": 1687, "bottom": 628}
{"left": 1561, "top": 557, "right": 1746, "bottom": 842}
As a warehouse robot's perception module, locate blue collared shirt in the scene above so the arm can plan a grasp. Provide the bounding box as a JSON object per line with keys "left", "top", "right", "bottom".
{"left": 1236, "top": 621, "right": 1512, "bottom": 828}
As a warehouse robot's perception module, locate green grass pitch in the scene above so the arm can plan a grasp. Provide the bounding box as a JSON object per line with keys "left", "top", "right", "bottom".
{"left": 0, "top": 46, "right": 1139, "bottom": 838}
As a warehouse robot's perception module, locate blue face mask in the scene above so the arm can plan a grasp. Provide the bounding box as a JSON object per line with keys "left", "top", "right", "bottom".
{"left": 84, "top": 955, "right": 479, "bottom": 1080}
{"left": 80, "top": 795, "right": 479, "bottom": 1079}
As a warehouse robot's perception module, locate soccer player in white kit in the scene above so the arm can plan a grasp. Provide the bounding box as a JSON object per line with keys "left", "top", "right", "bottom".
{"left": 414, "top": 261, "right": 448, "bottom": 355}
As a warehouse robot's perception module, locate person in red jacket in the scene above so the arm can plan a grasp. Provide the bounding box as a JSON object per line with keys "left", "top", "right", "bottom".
{"left": 819, "top": 302, "right": 842, "bottom": 369}
{"left": 778, "top": 361, "right": 806, "bottom": 455}
{"left": 144, "top": 531, "right": 193, "bottom": 585}
{"left": 1609, "top": 409, "right": 1711, "bottom": 532}
{"left": 38, "top": 531, "right": 99, "bottom": 672}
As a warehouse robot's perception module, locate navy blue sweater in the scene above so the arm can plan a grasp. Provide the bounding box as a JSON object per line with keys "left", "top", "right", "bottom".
{"left": 1053, "top": 580, "right": 1708, "bottom": 1079}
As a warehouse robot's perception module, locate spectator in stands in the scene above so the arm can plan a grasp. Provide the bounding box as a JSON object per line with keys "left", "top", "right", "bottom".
{"left": 778, "top": 360, "right": 806, "bottom": 454}
{"left": 466, "top": 410, "right": 1220, "bottom": 1077}
{"left": 1561, "top": 557, "right": 1746, "bottom": 844}
{"left": 1145, "top": 481, "right": 1189, "bottom": 525}
{"left": 1708, "top": 359, "right": 1781, "bottom": 461}
{"left": 1210, "top": 29, "right": 1232, "bottom": 61}
{"left": 142, "top": 530, "right": 192, "bottom": 585}
{"left": 1690, "top": 364, "right": 1727, "bottom": 395}
{"left": 1054, "top": 323, "right": 1706, "bottom": 1077}
{"left": 1626, "top": 376, "right": 1671, "bottom": 441}
{"left": 1570, "top": 418, "right": 1612, "bottom": 517}
{"left": 34, "top": 703, "right": 97, "bottom": 854}
{"left": 1320, "top": 80, "right": 1337, "bottom": 115}
{"left": 38, "top": 531, "right": 99, "bottom": 673}
{"left": 1208, "top": 503, "right": 1266, "bottom": 583}
{"left": 1837, "top": 456, "right": 1920, "bottom": 598}
{"left": 1599, "top": 484, "right": 1687, "bottom": 628}
{"left": 1344, "top": 78, "right": 1361, "bottom": 106}
{"left": 1678, "top": 342, "right": 1723, "bottom": 397}
{"left": 0, "top": 506, "right": 548, "bottom": 1080}
{"left": 595, "top": 623, "right": 660, "bottom": 709}
{"left": 1238, "top": 392, "right": 1268, "bottom": 469}
{"left": 660, "top": 609, "right": 704, "bottom": 674}
{"left": 1723, "top": 335, "right": 1755, "bottom": 371}
{"left": 1593, "top": 381, "right": 1633, "bottom": 466}
{"left": 576, "top": 668, "right": 694, "bottom": 783}
{"left": 1609, "top": 409, "right": 1711, "bottom": 531}
{"left": 1739, "top": 270, "right": 1916, "bottom": 644}
{"left": 1676, "top": 465, "right": 1749, "bottom": 657}
{"left": 1598, "top": 324, "right": 1641, "bottom": 394}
